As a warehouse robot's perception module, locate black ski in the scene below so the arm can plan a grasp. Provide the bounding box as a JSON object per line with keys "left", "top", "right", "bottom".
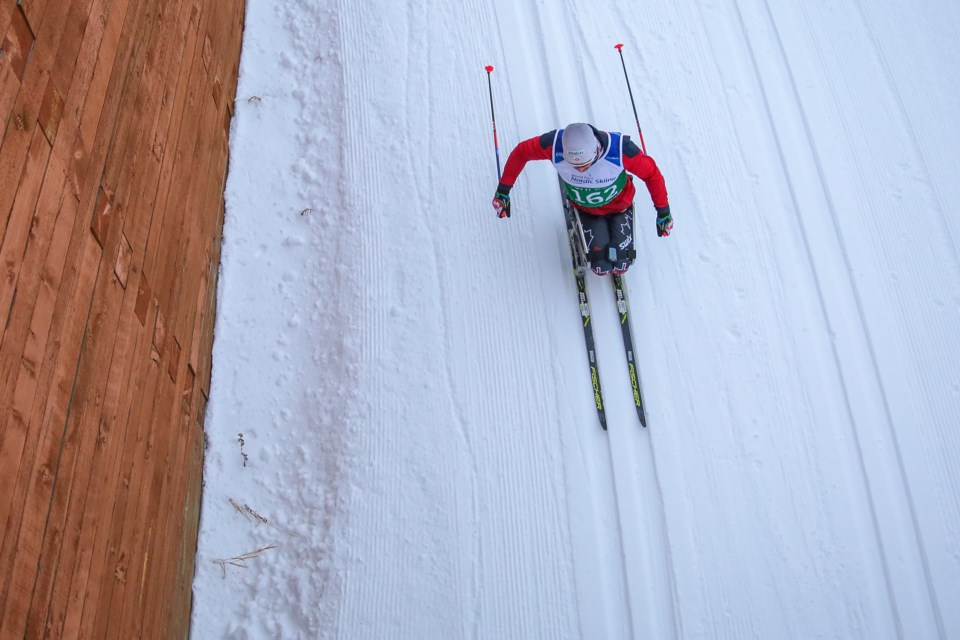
{"left": 612, "top": 274, "right": 647, "bottom": 427}
{"left": 560, "top": 181, "right": 607, "bottom": 430}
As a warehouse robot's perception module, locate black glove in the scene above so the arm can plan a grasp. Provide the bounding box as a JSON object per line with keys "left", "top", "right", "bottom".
{"left": 656, "top": 205, "right": 673, "bottom": 237}
{"left": 492, "top": 190, "right": 511, "bottom": 219}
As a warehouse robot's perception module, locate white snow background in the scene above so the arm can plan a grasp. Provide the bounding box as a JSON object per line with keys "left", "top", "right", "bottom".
{"left": 190, "top": 1, "right": 960, "bottom": 638}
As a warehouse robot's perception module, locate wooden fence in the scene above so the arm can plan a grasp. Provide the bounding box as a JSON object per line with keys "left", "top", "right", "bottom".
{"left": 0, "top": 0, "right": 244, "bottom": 636}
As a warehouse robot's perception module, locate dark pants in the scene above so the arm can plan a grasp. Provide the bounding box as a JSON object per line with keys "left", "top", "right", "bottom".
{"left": 578, "top": 205, "right": 635, "bottom": 275}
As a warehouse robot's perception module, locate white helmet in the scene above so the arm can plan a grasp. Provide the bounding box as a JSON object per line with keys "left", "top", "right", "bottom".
{"left": 562, "top": 123, "right": 601, "bottom": 167}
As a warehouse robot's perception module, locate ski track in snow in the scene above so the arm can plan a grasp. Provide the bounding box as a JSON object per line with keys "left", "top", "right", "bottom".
{"left": 492, "top": 2, "right": 676, "bottom": 637}
{"left": 336, "top": 0, "right": 581, "bottom": 637}
{"left": 737, "top": 1, "right": 960, "bottom": 636}
{"left": 191, "top": 0, "right": 960, "bottom": 638}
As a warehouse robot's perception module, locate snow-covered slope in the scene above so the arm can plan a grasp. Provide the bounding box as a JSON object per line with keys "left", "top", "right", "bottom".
{"left": 191, "top": 1, "right": 960, "bottom": 638}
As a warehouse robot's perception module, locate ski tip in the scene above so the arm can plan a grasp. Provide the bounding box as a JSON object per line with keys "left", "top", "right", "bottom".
{"left": 614, "top": 43, "right": 624, "bottom": 51}
{"left": 485, "top": 65, "right": 494, "bottom": 73}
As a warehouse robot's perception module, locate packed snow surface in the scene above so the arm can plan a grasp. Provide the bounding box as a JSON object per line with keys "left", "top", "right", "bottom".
{"left": 191, "top": 0, "right": 960, "bottom": 638}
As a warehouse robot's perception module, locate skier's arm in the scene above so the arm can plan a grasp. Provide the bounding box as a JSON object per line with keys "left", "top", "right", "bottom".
{"left": 496, "top": 131, "right": 555, "bottom": 195}
{"left": 622, "top": 136, "right": 668, "bottom": 210}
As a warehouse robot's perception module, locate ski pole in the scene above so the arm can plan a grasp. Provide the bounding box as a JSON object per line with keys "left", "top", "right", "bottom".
{"left": 614, "top": 44, "right": 647, "bottom": 154}
{"left": 484, "top": 65, "right": 502, "bottom": 179}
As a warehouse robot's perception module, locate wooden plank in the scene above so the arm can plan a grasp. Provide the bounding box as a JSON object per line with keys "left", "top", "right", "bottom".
{"left": 74, "top": 0, "right": 135, "bottom": 178}
{"left": 32, "top": 193, "right": 130, "bottom": 636}
{"left": 89, "top": 185, "right": 112, "bottom": 247}
{"left": 97, "top": 0, "right": 165, "bottom": 203}
{"left": 96, "top": 323, "right": 167, "bottom": 639}
{"left": 0, "top": 0, "right": 246, "bottom": 634}
{"left": 148, "top": 110, "right": 226, "bottom": 616}
{"left": 113, "top": 231, "right": 132, "bottom": 287}
{"left": 133, "top": 370, "right": 188, "bottom": 636}
{"left": 145, "top": 76, "right": 208, "bottom": 327}
{"left": 130, "top": 0, "right": 194, "bottom": 243}
{"left": 0, "top": 61, "right": 18, "bottom": 138}
{"left": 174, "top": 89, "right": 229, "bottom": 358}
{"left": 139, "top": 352, "right": 197, "bottom": 638}
{"left": 0, "top": 1, "right": 21, "bottom": 51}
{"left": 147, "top": 372, "right": 201, "bottom": 636}
{"left": 0, "top": 0, "right": 72, "bottom": 225}
{"left": 87, "top": 303, "right": 159, "bottom": 640}
{"left": 134, "top": 271, "right": 150, "bottom": 324}
{"left": 119, "top": 367, "right": 182, "bottom": 638}
{"left": 10, "top": 190, "right": 111, "bottom": 640}
{"left": 0, "top": 88, "right": 65, "bottom": 363}
{"left": 0, "top": 0, "right": 137, "bottom": 579}
{"left": 0, "top": 0, "right": 118, "bottom": 591}
{"left": 0, "top": 1, "right": 27, "bottom": 120}
{"left": 164, "top": 427, "right": 203, "bottom": 638}
{"left": 154, "top": 2, "right": 242, "bottom": 634}
{"left": 137, "top": 2, "right": 202, "bottom": 277}
{"left": 149, "top": 382, "right": 195, "bottom": 637}
{"left": 199, "top": 202, "right": 224, "bottom": 398}
{"left": 36, "top": 74, "right": 62, "bottom": 144}
{"left": 0, "top": 0, "right": 145, "bottom": 627}
{"left": 24, "top": 213, "right": 127, "bottom": 638}
{"left": 38, "top": 0, "right": 196, "bottom": 631}
{"left": 48, "top": 0, "right": 94, "bottom": 97}
{"left": 0, "top": 182, "right": 86, "bottom": 638}
{"left": 115, "top": 11, "right": 221, "bottom": 638}
{"left": 87, "top": 15, "right": 202, "bottom": 635}
{"left": 158, "top": 117, "right": 228, "bottom": 530}
{"left": 58, "top": 266, "right": 145, "bottom": 639}
{"left": 5, "top": 187, "right": 77, "bottom": 456}
{"left": 0, "top": 121, "right": 49, "bottom": 342}
{"left": 183, "top": 77, "right": 231, "bottom": 388}
{"left": 51, "top": 3, "right": 191, "bottom": 632}
{"left": 0, "top": 208, "right": 99, "bottom": 636}
{"left": 1, "top": 4, "right": 34, "bottom": 83}
{"left": 0, "top": 132, "right": 49, "bottom": 560}
{"left": 0, "top": 187, "right": 77, "bottom": 638}
{"left": 0, "top": 199, "right": 82, "bottom": 636}
{"left": 114, "top": 0, "right": 189, "bottom": 261}
{"left": 140, "top": 6, "right": 237, "bottom": 621}
{"left": 0, "top": 122, "right": 50, "bottom": 590}
{"left": 73, "top": 279, "right": 152, "bottom": 638}
{"left": 19, "top": 0, "right": 50, "bottom": 37}
{"left": 0, "top": 0, "right": 101, "bottom": 330}
{"left": 0, "top": 111, "right": 73, "bottom": 422}
{"left": 142, "top": 164, "right": 216, "bottom": 631}
{"left": 187, "top": 260, "right": 208, "bottom": 373}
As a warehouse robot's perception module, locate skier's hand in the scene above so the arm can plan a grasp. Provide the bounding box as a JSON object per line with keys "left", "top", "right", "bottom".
{"left": 492, "top": 191, "right": 511, "bottom": 219}
{"left": 656, "top": 206, "right": 673, "bottom": 237}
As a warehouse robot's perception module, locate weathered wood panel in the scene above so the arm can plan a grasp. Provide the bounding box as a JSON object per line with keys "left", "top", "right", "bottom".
{"left": 0, "top": 0, "right": 244, "bottom": 636}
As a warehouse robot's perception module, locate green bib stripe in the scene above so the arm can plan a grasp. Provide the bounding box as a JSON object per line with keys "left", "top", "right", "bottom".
{"left": 564, "top": 171, "right": 628, "bottom": 208}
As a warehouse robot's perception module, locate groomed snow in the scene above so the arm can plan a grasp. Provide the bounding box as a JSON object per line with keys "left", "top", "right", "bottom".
{"left": 191, "top": 1, "right": 960, "bottom": 638}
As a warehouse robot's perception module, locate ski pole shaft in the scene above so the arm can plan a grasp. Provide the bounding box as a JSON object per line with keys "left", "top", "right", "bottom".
{"left": 614, "top": 44, "right": 647, "bottom": 154}
{"left": 484, "top": 65, "right": 502, "bottom": 180}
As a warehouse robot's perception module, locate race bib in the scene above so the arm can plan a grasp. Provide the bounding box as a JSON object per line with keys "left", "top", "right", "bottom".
{"left": 563, "top": 171, "right": 628, "bottom": 208}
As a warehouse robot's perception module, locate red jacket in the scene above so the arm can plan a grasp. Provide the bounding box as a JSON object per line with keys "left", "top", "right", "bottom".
{"left": 498, "top": 129, "right": 669, "bottom": 215}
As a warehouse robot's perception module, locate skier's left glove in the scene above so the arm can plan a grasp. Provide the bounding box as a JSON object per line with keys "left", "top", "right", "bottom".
{"left": 492, "top": 191, "right": 511, "bottom": 219}
{"left": 656, "top": 205, "right": 673, "bottom": 237}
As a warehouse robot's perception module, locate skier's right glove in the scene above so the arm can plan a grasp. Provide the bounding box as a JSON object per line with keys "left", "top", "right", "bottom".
{"left": 656, "top": 205, "right": 673, "bottom": 237}
{"left": 492, "top": 191, "right": 511, "bottom": 219}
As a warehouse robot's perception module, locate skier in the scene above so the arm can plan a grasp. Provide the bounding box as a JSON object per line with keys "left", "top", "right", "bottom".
{"left": 492, "top": 123, "right": 672, "bottom": 275}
